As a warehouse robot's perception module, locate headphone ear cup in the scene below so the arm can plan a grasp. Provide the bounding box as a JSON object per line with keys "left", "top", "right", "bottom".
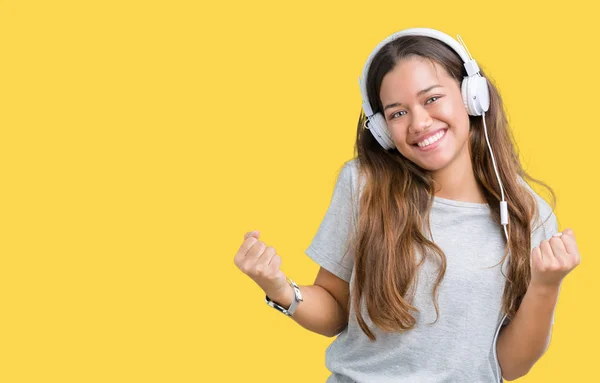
{"left": 367, "top": 113, "right": 395, "bottom": 150}
{"left": 461, "top": 76, "right": 490, "bottom": 116}
{"left": 461, "top": 78, "right": 472, "bottom": 115}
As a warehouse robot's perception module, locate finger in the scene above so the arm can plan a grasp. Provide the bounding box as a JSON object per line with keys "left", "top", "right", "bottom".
{"left": 234, "top": 236, "right": 259, "bottom": 264}
{"left": 244, "top": 230, "right": 260, "bottom": 240}
{"left": 560, "top": 228, "right": 580, "bottom": 259}
{"left": 269, "top": 252, "right": 282, "bottom": 266}
{"left": 268, "top": 254, "right": 283, "bottom": 274}
{"left": 549, "top": 236, "right": 568, "bottom": 260}
{"left": 246, "top": 240, "right": 267, "bottom": 261}
{"left": 257, "top": 246, "right": 277, "bottom": 267}
{"left": 531, "top": 247, "right": 542, "bottom": 270}
{"left": 539, "top": 240, "right": 555, "bottom": 266}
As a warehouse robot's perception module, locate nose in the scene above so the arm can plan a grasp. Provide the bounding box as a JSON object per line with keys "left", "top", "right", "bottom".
{"left": 408, "top": 105, "right": 433, "bottom": 135}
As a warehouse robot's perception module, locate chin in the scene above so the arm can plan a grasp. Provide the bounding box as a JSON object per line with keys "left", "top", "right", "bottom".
{"left": 415, "top": 156, "right": 454, "bottom": 172}
{"left": 419, "top": 163, "right": 447, "bottom": 173}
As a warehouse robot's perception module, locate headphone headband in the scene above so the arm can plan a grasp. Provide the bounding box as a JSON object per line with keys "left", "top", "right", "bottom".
{"left": 359, "top": 28, "right": 481, "bottom": 117}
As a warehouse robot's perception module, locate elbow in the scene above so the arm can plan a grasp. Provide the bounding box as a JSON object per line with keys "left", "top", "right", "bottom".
{"left": 502, "top": 372, "right": 526, "bottom": 381}
{"left": 325, "top": 323, "right": 347, "bottom": 338}
{"left": 499, "top": 355, "right": 532, "bottom": 381}
{"left": 502, "top": 345, "right": 550, "bottom": 380}
{"left": 498, "top": 339, "right": 550, "bottom": 381}
{"left": 323, "top": 330, "right": 339, "bottom": 338}
{"left": 502, "top": 366, "right": 531, "bottom": 381}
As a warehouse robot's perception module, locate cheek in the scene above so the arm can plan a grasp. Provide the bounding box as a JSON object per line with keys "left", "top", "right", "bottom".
{"left": 435, "top": 102, "right": 471, "bottom": 138}
{"left": 390, "top": 126, "right": 411, "bottom": 149}
{"left": 437, "top": 98, "right": 467, "bottom": 122}
{"left": 386, "top": 121, "right": 404, "bottom": 140}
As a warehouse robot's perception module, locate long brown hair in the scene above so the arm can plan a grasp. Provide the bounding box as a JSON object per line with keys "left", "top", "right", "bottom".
{"left": 347, "top": 35, "right": 556, "bottom": 341}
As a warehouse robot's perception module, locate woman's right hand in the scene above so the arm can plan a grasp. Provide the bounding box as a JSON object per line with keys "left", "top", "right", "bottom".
{"left": 233, "top": 230, "right": 290, "bottom": 301}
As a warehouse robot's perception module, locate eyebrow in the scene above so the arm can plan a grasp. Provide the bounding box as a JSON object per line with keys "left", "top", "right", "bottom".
{"left": 383, "top": 85, "right": 443, "bottom": 111}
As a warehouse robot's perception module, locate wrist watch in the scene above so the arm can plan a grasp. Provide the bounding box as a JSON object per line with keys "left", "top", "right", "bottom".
{"left": 265, "top": 277, "right": 303, "bottom": 317}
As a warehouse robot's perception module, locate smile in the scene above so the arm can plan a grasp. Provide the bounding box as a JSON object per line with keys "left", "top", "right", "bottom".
{"left": 414, "top": 129, "right": 447, "bottom": 151}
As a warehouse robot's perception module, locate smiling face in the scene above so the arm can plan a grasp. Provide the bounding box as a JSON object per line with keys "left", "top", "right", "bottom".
{"left": 379, "top": 56, "right": 471, "bottom": 173}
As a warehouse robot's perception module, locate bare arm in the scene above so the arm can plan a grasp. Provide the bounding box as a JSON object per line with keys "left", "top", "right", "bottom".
{"left": 268, "top": 267, "right": 350, "bottom": 338}
{"left": 234, "top": 231, "right": 350, "bottom": 338}
{"left": 497, "top": 229, "right": 581, "bottom": 381}
{"left": 496, "top": 283, "right": 559, "bottom": 381}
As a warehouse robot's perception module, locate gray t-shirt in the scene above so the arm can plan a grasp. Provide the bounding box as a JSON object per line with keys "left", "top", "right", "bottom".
{"left": 305, "top": 159, "right": 558, "bottom": 383}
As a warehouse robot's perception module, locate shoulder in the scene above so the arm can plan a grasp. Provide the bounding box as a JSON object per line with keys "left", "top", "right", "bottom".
{"left": 335, "top": 158, "right": 359, "bottom": 193}
{"left": 516, "top": 175, "right": 558, "bottom": 245}
{"left": 340, "top": 158, "right": 359, "bottom": 179}
{"left": 338, "top": 158, "right": 366, "bottom": 202}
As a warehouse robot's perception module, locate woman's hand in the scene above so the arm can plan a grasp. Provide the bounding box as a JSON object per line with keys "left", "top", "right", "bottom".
{"left": 530, "top": 228, "right": 581, "bottom": 288}
{"left": 233, "top": 230, "right": 290, "bottom": 301}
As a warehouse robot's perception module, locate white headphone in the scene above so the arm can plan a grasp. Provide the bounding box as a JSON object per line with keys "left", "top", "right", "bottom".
{"left": 358, "top": 28, "right": 490, "bottom": 151}
{"left": 358, "top": 28, "right": 509, "bottom": 240}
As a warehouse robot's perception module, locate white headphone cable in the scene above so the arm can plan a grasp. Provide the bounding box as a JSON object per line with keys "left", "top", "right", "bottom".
{"left": 482, "top": 112, "right": 509, "bottom": 242}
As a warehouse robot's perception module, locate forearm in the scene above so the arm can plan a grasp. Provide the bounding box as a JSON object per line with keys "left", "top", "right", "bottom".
{"left": 496, "top": 283, "right": 560, "bottom": 380}
{"left": 267, "top": 283, "right": 348, "bottom": 337}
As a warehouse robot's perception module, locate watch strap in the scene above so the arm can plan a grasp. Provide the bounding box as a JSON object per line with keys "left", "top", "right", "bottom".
{"left": 265, "top": 277, "right": 303, "bottom": 317}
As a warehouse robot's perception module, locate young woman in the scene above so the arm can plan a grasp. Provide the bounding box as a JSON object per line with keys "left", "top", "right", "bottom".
{"left": 234, "top": 28, "right": 581, "bottom": 382}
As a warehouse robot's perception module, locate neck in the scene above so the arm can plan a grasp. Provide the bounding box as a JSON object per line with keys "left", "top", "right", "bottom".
{"left": 431, "top": 144, "right": 486, "bottom": 204}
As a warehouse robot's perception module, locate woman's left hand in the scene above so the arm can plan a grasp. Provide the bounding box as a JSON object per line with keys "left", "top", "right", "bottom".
{"left": 530, "top": 228, "right": 581, "bottom": 288}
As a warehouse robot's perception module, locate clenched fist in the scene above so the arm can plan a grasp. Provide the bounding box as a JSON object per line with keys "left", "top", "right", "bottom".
{"left": 233, "top": 230, "right": 290, "bottom": 301}
{"left": 530, "top": 228, "right": 581, "bottom": 288}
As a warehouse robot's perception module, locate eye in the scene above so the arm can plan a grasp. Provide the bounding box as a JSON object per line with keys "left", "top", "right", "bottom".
{"left": 390, "top": 110, "right": 407, "bottom": 119}
{"left": 426, "top": 96, "right": 441, "bottom": 104}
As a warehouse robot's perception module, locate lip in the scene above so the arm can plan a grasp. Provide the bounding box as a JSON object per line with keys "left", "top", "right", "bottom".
{"left": 413, "top": 128, "right": 448, "bottom": 152}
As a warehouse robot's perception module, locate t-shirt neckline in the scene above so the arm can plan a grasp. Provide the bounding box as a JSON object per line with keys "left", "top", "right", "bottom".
{"left": 433, "top": 195, "right": 490, "bottom": 210}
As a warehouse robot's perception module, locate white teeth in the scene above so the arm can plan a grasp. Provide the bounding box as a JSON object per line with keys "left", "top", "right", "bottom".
{"left": 417, "top": 130, "right": 445, "bottom": 147}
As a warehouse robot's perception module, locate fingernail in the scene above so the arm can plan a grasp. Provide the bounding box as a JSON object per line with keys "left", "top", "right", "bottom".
{"left": 553, "top": 233, "right": 563, "bottom": 237}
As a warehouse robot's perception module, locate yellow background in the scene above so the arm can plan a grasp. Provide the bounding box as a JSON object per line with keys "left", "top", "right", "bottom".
{"left": 0, "top": 0, "right": 597, "bottom": 382}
